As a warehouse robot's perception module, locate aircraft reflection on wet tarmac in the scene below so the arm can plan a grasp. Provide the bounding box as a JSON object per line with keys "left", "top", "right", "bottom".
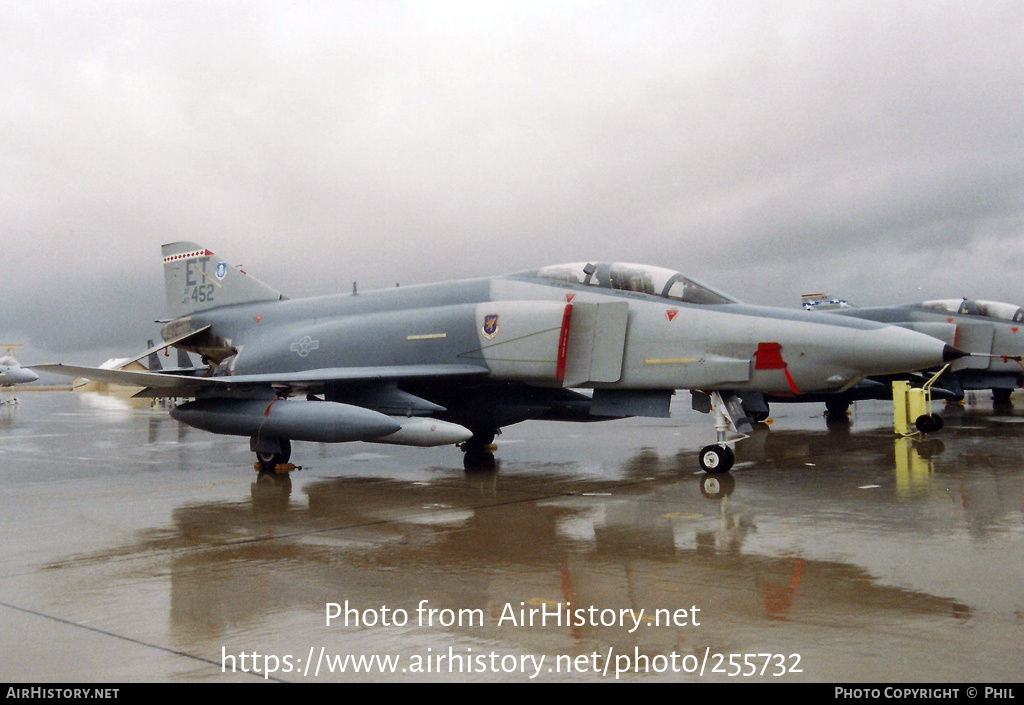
{"left": 1, "top": 392, "right": 1023, "bottom": 682}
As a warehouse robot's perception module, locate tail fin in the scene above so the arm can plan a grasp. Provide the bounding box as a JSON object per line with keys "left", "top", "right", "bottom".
{"left": 146, "top": 340, "right": 162, "bottom": 371}
{"left": 162, "top": 241, "right": 284, "bottom": 318}
{"left": 801, "top": 293, "right": 853, "bottom": 311}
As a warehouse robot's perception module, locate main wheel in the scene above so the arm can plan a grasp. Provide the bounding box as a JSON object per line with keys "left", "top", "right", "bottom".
{"left": 825, "top": 398, "right": 850, "bottom": 416}
{"left": 698, "top": 444, "right": 734, "bottom": 474}
{"left": 255, "top": 439, "right": 292, "bottom": 474}
{"left": 461, "top": 429, "right": 497, "bottom": 456}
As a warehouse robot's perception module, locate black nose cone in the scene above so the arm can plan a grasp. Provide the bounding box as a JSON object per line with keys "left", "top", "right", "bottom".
{"left": 942, "top": 345, "right": 969, "bottom": 363}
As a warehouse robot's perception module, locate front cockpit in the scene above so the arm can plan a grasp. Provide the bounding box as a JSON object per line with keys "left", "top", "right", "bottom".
{"left": 527, "top": 262, "right": 739, "bottom": 305}
{"left": 921, "top": 298, "right": 1024, "bottom": 323}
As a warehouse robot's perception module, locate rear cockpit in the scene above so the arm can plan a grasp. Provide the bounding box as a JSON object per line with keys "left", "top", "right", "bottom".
{"left": 527, "top": 262, "right": 738, "bottom": 305}
{"left": 921, "top": 298, "right": 1024, "bottom": 323}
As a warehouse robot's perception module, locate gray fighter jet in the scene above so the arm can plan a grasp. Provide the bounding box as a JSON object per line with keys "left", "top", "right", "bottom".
{"left": 35, "top": 242, "right": 963, "bottom": 475}
{"left": 742, "top": 294, "right": 1024, "bottom": 421}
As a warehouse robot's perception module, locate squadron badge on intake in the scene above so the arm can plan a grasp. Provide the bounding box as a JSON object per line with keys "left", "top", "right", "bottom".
{"left": 482, "top": 314, "right": 500, "bottom": 340}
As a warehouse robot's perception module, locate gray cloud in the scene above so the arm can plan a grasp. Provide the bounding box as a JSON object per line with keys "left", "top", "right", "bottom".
{"left": 1, "top": 0, "right": 1021, "bottom": 364}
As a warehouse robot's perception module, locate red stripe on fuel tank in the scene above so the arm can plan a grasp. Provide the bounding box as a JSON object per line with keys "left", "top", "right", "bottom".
{"left": 556, "top": 304, "right": 573, "bottom": 382}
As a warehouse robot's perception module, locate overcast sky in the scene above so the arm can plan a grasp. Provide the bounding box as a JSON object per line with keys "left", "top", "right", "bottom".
{"left": 2, "top": 0, "right": 1022, "bottom": 365}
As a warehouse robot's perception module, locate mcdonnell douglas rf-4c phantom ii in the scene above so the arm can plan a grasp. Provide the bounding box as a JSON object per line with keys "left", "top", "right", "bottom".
{"left": 36, "top": 242, "right": 964, "bottom": 475}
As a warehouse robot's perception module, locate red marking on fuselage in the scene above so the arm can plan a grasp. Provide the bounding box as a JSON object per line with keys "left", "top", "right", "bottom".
{"left": 782, "top": 368, "right": 801, "bottom": 395}
{"left": 755, "top": 342, "right": 801, "bottom": 394}
{"left": 556, "top": 304, "right": 573, "bottom": 382}
{"left": 754, "top": 342, "right": 786, "bottom": 370}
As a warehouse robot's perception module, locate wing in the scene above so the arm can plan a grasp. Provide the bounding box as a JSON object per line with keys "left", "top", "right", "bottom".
{"left": 30, "top": 363, "right": 490, "bottom": 398}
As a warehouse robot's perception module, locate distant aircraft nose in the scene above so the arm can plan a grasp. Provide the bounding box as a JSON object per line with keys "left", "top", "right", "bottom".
{"left": 1, "top": 366, "right": 39, "bottom": 385}
{"left": 848, "top": 325, "right": 958, "bottom": 378}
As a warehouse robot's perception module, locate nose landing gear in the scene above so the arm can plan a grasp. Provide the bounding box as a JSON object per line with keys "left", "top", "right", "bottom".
{"left": 693, "top": 391, "right": 750, "bottom": 474}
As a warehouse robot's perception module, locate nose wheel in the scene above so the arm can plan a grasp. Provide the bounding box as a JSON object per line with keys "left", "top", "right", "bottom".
{"left": 689, "top": 391, "right": 749, "bottom": 474}
{"left": 698, "top": 444, "right": 734, "bottom": 473}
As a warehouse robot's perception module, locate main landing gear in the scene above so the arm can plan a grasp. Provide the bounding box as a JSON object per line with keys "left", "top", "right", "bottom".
{"left": 254, "top": 438, "right": 294, "bottom": 475}
{"left": 459, "top": 428, "right": 499, "bottom": 471}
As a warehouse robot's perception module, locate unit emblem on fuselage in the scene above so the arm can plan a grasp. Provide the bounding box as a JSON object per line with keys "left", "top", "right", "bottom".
{"left": 482, "top": 314, "right": 500, "bottom": 340}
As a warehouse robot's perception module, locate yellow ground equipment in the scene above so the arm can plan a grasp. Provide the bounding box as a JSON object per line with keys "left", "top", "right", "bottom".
{"left": 892, "top": 364, "right": 950, "bottom": 436}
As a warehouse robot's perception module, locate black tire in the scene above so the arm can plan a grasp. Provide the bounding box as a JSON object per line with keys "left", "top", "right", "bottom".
{"left": 255, "top": 439, "right": 292, "bottom": 474}
{"left": 256, "top": 451, "right": 281, "bottom": 474}
{"left": 461, "top": 429, "right": 497, "bottom": 456}
{"left": 914, "top": 414, "right": 938, "bottom": 434}
{"left": 698, "top": 444, "right": 734, "bottom": 474}
{"left": 825, "top": 398, "right": 850, "bottom": 416}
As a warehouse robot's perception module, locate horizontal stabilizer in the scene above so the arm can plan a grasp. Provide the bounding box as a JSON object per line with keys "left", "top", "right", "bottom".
{"left": 112, "top": 326, "right": 213, "bottom": 371}
{"left": 30, "top": 363, "right": 208, "bottom": 390}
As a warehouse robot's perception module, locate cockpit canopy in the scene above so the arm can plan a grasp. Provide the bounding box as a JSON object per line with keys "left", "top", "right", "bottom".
{"left": 0, "top": 357, "right": 17, "bottom": 367}
{"left": 922, "top": 298, "right": 1024, "bottom": 323}
{"left": 533, "top": 262, "right": 738, "bottom": 305}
